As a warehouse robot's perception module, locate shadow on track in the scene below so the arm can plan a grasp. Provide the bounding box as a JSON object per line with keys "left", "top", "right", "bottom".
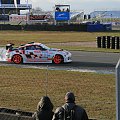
{"left": 0, "top": 61, "right": 116, "bottom": 68}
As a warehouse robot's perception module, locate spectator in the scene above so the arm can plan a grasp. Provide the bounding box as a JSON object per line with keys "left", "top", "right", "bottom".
{"left": 56, "top": 7, "right": 61, "bottom": 12}
{"left": 33, "top": 96, "right": 54, "bottom": 120}
{"left": 66, "top": 8, "right": 70, "bottom": 12}
{"left": 52, "top": 92, "right": 88, "bottom": 120}
{"left": 62, "top": 9, "right": 65, "bottom": 12}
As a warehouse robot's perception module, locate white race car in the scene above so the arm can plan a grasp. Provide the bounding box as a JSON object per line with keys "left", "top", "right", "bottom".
{"left": 6, "top": 42, "right": 72, "bottom": 64}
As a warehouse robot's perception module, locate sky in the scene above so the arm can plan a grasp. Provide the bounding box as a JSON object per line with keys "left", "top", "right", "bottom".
{"left": 21, "top": 0, "right": 120, "bottom": 13}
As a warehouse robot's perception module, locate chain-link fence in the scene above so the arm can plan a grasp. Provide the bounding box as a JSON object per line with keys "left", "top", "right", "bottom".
{"left": 0, "top": 65, "right": 115, "bottom": 120}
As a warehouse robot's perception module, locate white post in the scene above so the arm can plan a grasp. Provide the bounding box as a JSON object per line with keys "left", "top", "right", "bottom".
{"left": 0, "top": 0, "right": 1, "bottom": 7}
{"left": 26, "top": 0, "right": 28, "bottom": 7}
{"left": 116, "top": 58, "right": 120, "bottom": 120}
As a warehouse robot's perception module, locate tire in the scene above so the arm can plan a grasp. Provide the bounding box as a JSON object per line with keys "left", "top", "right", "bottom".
{"left": 53, "top": 55, "right": 63, "bottom": 64}
{"left": 12, "top": 54, "right": 23, "bottom": 64}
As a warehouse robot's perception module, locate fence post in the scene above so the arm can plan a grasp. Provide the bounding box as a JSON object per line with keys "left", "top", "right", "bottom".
{"left": 116, "top": 58, "right": 120, "bottom": 120}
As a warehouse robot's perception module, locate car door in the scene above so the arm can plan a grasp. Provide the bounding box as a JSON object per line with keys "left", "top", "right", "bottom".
{"left": 33, "top": 45, "right": 48, "bottom": 62}
{"left": 24, "top": 45, "right": 37, "bottom": 62}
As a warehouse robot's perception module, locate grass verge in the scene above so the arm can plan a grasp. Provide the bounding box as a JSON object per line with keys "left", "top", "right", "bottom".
{"left": 0, "top": 31, "right": 120, "bottom": 52}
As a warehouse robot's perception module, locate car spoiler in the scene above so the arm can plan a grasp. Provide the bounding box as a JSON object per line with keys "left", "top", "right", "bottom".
{"left": 6, "top": 43, "right": 14, "bottom": 50}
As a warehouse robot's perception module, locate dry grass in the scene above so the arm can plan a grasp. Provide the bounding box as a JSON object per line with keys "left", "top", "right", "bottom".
{"left": 0, "top": 66, "right": 116, "bottom": 120}
{"left": 0, "top": 31, "right": 120, "bottom": 52}
{"left": 0, "top": 30, "right": 119, "bottom": 44}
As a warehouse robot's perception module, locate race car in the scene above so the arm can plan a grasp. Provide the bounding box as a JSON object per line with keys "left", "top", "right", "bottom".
{"left": 6, "top": 42, "right": 72, "bottom": 64}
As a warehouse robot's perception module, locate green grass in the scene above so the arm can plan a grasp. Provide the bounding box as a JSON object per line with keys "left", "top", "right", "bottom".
{"left": 0, "top": 31, "right": 120, "bottom": 52}
{"left": 0, "top": 66, "right": 116, "bottom": 120}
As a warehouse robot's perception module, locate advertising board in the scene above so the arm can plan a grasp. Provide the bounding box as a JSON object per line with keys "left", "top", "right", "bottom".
{"left": 55, "top": 12, "right": 70, "bottom": 21}
{"left": 9, "top": 15, "right": 27, "bottom": 22}
{"left": 29, "top": 15, "right": 51, "bottom": 22}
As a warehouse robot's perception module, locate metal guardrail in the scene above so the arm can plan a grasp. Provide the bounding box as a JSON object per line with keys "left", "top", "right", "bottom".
{"left": 0, "top": 108, "right": 96, "bottom": 120}
{"left": 116, "top": 59, "right": 120, "bottom": 120}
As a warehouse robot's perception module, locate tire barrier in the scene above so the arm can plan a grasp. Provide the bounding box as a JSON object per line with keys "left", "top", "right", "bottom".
{"left": 106, "top": 36, "right": 111, "bottom": 48}
{"left": 97, "top": 36, "right": 120, "bottom": 49}
{"left": 102, "top": 36, "right": 106, "bottom": 48}
{"left": 97, "top": 36, "right": 101, "bottom": 48}
{"left": 111, "top": 37, "right": 115, "bottom": 49}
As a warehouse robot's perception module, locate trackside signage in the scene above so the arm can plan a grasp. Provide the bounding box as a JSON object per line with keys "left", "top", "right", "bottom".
{"left": 9, "top": 15, "right": 27, "bottom": 22}
{"left": 55, "top": 12, "right": 70, "bottom": 21}
{"left": 29, "top": 15, "right": 51, "bottom": 21}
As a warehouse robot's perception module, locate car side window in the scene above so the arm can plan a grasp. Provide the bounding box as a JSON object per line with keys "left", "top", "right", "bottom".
{"left": 35, "top": 45, "right": 42, "bottom": 50}
{"left": 19, "top": 47, "right": 24, "bottom": 50}
{"left": 26, "top": 45, "right": 36, "bottom": 50}
{"left": 36, "top": 45, "right": 46, "bottom": 51}
{"left": 25, "top": 45, "right": 47, "bottom": 51}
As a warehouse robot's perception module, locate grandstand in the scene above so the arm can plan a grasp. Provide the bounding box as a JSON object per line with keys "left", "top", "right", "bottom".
{"left": 90, "top": 10, "right": 120, "bottom": 18}
{"left": 70, "top": 11, "right": 84, "bottom": 22}
{"left": 0, "top": 0, "right": 32, "bottom": 15}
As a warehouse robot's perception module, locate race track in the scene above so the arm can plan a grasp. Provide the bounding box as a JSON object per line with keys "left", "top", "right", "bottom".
{"left": 0, "top": 47, "right": 120, "bottom": 74}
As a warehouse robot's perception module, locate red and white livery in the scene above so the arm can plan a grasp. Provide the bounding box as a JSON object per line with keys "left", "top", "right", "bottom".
{"left": 6, "top": 42, "right": 72, "bottom": 64}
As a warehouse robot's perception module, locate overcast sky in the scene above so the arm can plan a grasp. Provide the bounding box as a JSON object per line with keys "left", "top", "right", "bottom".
{"left": 21, "top": 0, "right": 120, "bottom": 13}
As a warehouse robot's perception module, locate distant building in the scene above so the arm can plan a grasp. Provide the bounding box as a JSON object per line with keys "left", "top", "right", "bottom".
{"left": 0, "top": 0, "right": 32, "bottom": 15}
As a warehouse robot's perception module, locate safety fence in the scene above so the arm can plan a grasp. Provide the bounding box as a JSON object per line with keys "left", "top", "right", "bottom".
{"left": 0, "top": 65, "right": 116, "bottom": 120}
{"left": 97, "top": 36, "right": 120, "bottom": 49}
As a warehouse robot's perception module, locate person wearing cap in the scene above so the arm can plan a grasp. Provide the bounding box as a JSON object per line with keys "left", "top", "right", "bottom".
{"left": 32, "top": 96, "right": 54, "bottom": 120}
{"left": 52, "top": 92, "right": 88, "bottom": 120}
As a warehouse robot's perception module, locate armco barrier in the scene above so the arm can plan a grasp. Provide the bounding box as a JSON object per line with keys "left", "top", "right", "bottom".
{"left": 0, "top": 108, "right": 96, "bottom": 120}
{"left": 0, "top": 113, "right": 96, "bottom": 120}
{"left": 0, "top": 113, "right": 33, "bottom": 120}
{"left": 0, "top": 24, "right": 87, "bottom": 31}
{"left": 0, "top": 108, "right": 33, "bottom": 120}
{"left": 97, "top": 36, "right": 120, "bottom": 49}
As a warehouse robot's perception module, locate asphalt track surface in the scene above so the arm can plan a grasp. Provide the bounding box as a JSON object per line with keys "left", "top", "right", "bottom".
{"left": 0, "top": 50, "right": 120, "bottom": 74}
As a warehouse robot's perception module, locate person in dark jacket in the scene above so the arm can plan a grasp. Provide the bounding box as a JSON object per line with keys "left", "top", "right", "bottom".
{"left": 33, "top": 96, "right": 54, "bottom": 120}
{"left": 52, "top": 92, "right": 88, "bottom": 120}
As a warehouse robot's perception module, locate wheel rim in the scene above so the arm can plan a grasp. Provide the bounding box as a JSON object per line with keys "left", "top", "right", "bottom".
{"left": 13, "top": 55, "right": 22, "bottom": 64}
{"left": 54, "top": 55, "right": 62, "bottom": 64}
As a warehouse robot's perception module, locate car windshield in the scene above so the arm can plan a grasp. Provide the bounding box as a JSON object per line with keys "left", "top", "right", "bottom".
{"left": 40, "top": 44, "right": 50, "bottom": 50}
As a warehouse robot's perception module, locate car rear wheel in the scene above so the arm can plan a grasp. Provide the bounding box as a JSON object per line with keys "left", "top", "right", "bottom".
{"left": 53, "top": 55, "right": 63, "bottom": 64}
{"left": 12, "top": 54, "right": 23, "bottom": 64}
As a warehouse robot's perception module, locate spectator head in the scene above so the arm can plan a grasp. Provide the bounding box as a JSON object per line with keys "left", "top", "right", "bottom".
{"left": 65, "top": 92, "right": 75, "bottom": 103}
{"left": 38, "top": 96, "right": 53, "bottom": 111}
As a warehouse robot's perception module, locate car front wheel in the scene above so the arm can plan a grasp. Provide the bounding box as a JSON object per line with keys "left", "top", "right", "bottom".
{"left": 53, "top": 55, "right": 63, "bottom": 64}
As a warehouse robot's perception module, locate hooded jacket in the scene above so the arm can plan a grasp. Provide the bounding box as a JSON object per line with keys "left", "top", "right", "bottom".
{"left": 52, "top": 102, "right": 88, "bottom": 120}
{"left": 33, "top": 96, "right": 54, "bottom": 120}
